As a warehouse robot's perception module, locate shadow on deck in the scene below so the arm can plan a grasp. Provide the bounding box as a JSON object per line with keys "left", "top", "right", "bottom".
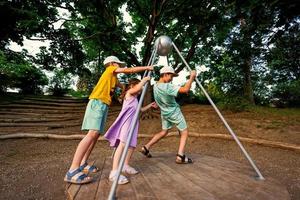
{"left": 66, "top": 153, "right": 290, "bottom": 200}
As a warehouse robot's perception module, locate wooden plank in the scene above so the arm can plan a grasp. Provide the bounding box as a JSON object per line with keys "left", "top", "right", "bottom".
{"left": 194, "top": 154, "right": 254, "bottom": 175}
{"left": 74, "top": 158, "right": 106, "bottom": 200}
{"left": 137, "top": 158, "right": 182, "bottom": 200}
{"left": 128, "top": 159, "right": 157, "bottom": 200}
{"left": 156, "top": 154, "right": 256, "bottom": 198}
{"left": 152, "top": 159, "right": 216, "bottom": 200}
{"left": 93, "top": 157, "right": 138, "bottom": 200}
{"left": 66, "top": 182, "right": 78, "bottom": 200}
{"left": 252, "top": 179, "right": 291, "bottom": 200}
{"left": 156, "top": 153, "right": 290, "bottom": 200}
{"left": 94, "top": 158, "right": 112, "bottom": 200}
{"left": 210, "top": 161, "right": 289, "bottom": 200}
{"left": 169, "top": 154, "right": 255, "bottom": 182}
{"left": 115, "top": 178, "right": 137, "bottom": 200}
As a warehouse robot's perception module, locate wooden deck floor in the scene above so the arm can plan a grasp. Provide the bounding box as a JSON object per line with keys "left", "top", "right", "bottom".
{"left": 66, "top": 153, "right": 290, "bottom": 200}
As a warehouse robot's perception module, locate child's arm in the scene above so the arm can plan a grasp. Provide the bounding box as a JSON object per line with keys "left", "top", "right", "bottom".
{"left": 115, "top": 66, "right": 153, "bottom": 74}
{"left": 127, "top": 76, "right": 151, "bottom": 96}
{"left": 141, "top": 102, "right": 158, "bottom": 112}
{"left": 178, "top": 70, "right": 197, "bottom": 94}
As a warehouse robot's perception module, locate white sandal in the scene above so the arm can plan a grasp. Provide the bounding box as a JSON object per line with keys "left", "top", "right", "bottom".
{"left": 122, "top": 165, "right": 139, "bottom": 175}
{"left": 109, "top": 171, "right": 129, "bottom": 185}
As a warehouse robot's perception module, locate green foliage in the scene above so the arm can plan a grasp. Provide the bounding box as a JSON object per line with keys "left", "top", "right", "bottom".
{"left": 193, "top": 82, "right": 224, "bottom": 105}
{"left": 217, "top": 96, "right": 251, "bottom": 112}
{"left": 0, "top": 49, "right": 48, "bottom": 94}
{"left": 175, "top": 81, "right": 224, "bottom": 105}
{"left": 271, "top": 80, "right": 300, "bottom": 107}
{"left": 1, "top": 0, "right": 299, "bottom": 109}
{"left": 14, "top": 64, "right": 48, "bottom": 95}
{"left": 0, "top": 51, "right": 12, "bottom": 93}
{"left": 0, "top": 0, "right": 58, "bottom": 47}
{"left": 47, "top": 69, "right": 73, "bottom": 96}
{"left": 35, "top": 29, "right": 88, "bottom": 75}
{"left": 68, "top": 89, "right": 89, "bottom": 98}
{"left": 251, "top": 106, "right": 300, "bottom": 118}
{"left": 152, "top": 65, "right": 163, "bottom": 81}
{"left": 201, "top": 52, "right": 244, "bottom": 96}
{"left": 267, "top": 22, "right": 300, "bottom": 82}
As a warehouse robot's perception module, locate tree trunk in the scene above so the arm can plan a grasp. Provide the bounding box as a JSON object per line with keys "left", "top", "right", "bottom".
{"left": 140, "top": 0, "right": 167, "bottom": 119}
{"left": 242, "top": 59, "right": 255, "bottom": 104}
{"left": 240, "top": 17, "right": 255, "bottom": 104}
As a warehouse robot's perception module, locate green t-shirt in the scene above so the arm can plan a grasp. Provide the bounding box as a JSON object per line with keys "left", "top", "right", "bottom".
{"left": 153, "top": 83, "right": 181, "bottom": 117}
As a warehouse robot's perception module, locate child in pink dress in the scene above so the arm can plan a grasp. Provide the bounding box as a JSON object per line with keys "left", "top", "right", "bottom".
{"left": 104, "top": 76, "right": 157, "bottom": 184}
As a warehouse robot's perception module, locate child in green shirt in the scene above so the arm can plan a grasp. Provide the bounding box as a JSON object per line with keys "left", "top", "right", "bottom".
{"left": 141, "top": 66, "right": 196, "bottom": 164}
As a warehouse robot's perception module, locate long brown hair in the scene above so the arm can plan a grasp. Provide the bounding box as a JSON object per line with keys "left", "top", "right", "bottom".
{"left": 119, "top": 78, "right": 140, "bottom": 100}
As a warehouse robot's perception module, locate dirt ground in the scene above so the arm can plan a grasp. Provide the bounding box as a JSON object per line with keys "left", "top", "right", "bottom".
{"left": 0, "top": 101, "right": 299, "bottom": 200}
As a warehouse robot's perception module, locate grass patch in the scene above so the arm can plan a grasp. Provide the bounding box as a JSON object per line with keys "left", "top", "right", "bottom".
{"left": 250, "top": 106, "right": 300, "bottom": 118}
{"left": 264, "top": 120, "right": 284, "bottom": 129}
{"left": 68, "top": 90, "right": 89, "bottom": 98}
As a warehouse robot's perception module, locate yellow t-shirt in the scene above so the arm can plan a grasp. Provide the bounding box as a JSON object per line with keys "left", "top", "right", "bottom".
{"left": 89, "top": 65, "right": 118, "bottom": 105}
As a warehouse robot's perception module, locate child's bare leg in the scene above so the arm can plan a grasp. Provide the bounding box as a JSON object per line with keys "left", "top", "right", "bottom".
{"left": 109, "top": 142, "right": 129, "bottom": 184}
{"left": 81, "top": 134, "right": 100, "bottom": 165}
{"left": 145, "top": 129, "right": 168, "bottom": 150}
{"left": 123, "top": 147, "right": 138, "bottom": 174}
{"left": 69, "top": 130, "right": 99, "bottom": 171}
{"left": 112, "top": 142, "right": 125, "bottom": 171}
{"left": 178, "top": 128, "right": 188, "bottom": 155}
{"left": 125, "top": 147, "right": 135, "bottom": 166}
{"left": 176, "top": 128, "right": 193, "bottom": 163}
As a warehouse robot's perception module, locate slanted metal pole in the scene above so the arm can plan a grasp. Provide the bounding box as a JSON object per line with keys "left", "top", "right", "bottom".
{"left": 107, "top": 46, "right": 158, "bottom": 200}
{"left": 108, "top": 53, "right": 155, "bottom": 161}
{"left": 172, "top": 42, "right": 265, "bottom": 180}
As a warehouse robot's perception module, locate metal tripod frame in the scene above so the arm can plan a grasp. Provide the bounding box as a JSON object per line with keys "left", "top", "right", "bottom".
{"left": 171, "top": 42, "right": 264, "bottom": 180}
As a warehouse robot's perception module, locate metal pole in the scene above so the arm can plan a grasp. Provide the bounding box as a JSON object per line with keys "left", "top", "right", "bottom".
{"left": 172, "top": 42, "right": 265, "bottom": 180}
{"left": 141, "top": 46, "right": 156, "bottom": 78}
{"left": 111, "top": 51, "right": 155, "bottom": 162}
{"left": 107, "top": 46, "right": 158, "bottom": 200}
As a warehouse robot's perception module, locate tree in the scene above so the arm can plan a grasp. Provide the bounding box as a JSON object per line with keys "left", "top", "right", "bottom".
{"left": 198, "top": 0, "right": 299, "bottom": 105}
{"left": 47, "top": 69, "right": 73, "bottom": 96}
{"left": 0, "top": 49, "right": 48, "bottom": 94}
{"left": 2, "top": 0, "right": 299, "bottom": 107}
{"left": 267, "top": 18, "right": 300, "bottom": 106}
{"left": 0, "top": 0, "right": 58, "bottom": 47}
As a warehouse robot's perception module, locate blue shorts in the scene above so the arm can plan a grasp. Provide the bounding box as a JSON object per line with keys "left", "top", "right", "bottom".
{"left": 161, "top": 109, "right": 187, "bottom": 131}
{"left": 81, "top": 99, "right": 108, "bottom": 134}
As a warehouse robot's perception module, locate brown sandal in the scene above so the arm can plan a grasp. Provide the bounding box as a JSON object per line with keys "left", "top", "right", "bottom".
{"left": 176, "top": 154, "right": 193, "bottom": 164}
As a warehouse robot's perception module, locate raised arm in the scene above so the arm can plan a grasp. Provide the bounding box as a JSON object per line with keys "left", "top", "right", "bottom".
{"left": 115, "top": 66, "right": 153, "bottom": 74}
{"left": 127, "top": 76, "right": 151, "bottom": 96}
{"left": 178, "top": 70, "right": 197, "bottom": 94}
